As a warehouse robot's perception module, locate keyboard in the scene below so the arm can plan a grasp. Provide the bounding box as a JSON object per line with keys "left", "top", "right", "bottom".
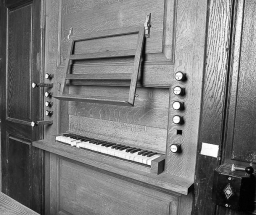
{"left": 56, "top": 133, "right": 163, "bottom": 166}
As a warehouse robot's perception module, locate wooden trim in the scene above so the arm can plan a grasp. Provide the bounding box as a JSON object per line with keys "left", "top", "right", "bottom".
{"left": 72, "top": 26, "right": 141, "bottom": 42}
{"left": 128, "top": 27, "right": 145, "bottom": 105}
{"left": 65, "top": 73, "right": 131, "bottom": 80}
{"left": 54, "top": 95, "right": 132, "bottom": 106}
{"left": 223, "top": 0, "right": 244, "bottom": 163}
{"left": 69, "top": 50, "right": 135, "bottom": 60}
{"left": 33, "top": 140, "right": 193, "bottom": 195}
{"left": 192, "top": 0, "right": 233, "bottom": 214}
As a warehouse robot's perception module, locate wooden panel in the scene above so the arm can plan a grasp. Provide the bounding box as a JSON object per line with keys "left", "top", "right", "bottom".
{"left": 7, "top": 4, "right": 32, "bottom": 121}
{"left": 59, "top": 0, "right": 175, "bottom": 64}
{"left": 7, "top": 135, "right": 31, "bottom": 208}
{"left": 217, "top": 1, "right": 256, "bottom": 214}
{"left": 66, "top": 87, "right": 168, "bottom": 152}
{"left": 192, "top": 0, "right": 233, "bottom": 214}
{"left": 34, "top": 140, "right": 193, "bottom": 195}
{"left": 1, "top": 0, "right": 45, "bottom": 214}
{"left": 165, "top": 0, "right": 208, "bottom": 180}
{"left": 69, "top": 87, "right": 169, "bottom": 124}
{"left": 71, "top": 63, "right": 173, "bottom": 87}
{"left": 56, "top": 158, "right": 178, "bottom": 215}
{"left": 69, "top": 102, "right": 168, "bottom": 129}
{"left": 69, "top": 116, "right": 167, "bottom": 153}
{"left": 42, "top": 0, "right": 208, "bottom": 214}
{"left": 229, "top": 0, "right": 256, "bottom": 163}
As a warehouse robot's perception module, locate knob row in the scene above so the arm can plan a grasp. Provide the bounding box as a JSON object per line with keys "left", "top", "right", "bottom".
{"left": 44, "top": 73, "right": 54, "bottom": 117}
{"left": 171, "top": 72, "right": 187, "bottom": 153}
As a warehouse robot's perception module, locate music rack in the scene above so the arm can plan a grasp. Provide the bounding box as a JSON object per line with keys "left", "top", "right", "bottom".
{"left": 54, "top": 26, "right": 145, "bottom": 106}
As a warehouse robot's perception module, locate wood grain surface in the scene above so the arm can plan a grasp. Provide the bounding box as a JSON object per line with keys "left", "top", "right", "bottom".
{"left": 1, "top": 0, "right": 45, "bottom": 214}
{"left": 33, "top": 139, "right": 193, "bottom": 195}
{"left": 192, "top": 0, "right": 233, "bottom": 214}
{"left": 59, "top": 0, "right": 175, "bottom": 63}
{"left": 41, "top": 0, "right": 209, "bottom": 214}
{"left": 165, "top": 0, "right": 208, "bottom": 180}
{"left": 7, "top": 4, "right": 32, "bottom": 121}
{"left": 0, "top": 192, "right": 39, "bottom": 215}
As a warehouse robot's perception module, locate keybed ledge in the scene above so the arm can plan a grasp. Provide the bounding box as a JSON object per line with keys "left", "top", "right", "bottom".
{"left": 54, "top": 95, "right": 132, "bottom": 106}
{"left": 32, "top": 139, "right": 193, "bottom": 195}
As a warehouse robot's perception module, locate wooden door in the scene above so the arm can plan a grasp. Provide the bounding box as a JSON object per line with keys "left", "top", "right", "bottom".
{"left": 0, "top": 0, "right": 44, "bottom": 213}
{"left": 221, "top": 0, "right": 256, "bottom": 213}
{"left": 194, "top": 0, "right": 256, "bottom": 214}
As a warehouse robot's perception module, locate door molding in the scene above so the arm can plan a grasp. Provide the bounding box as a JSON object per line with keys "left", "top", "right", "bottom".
{"left": 192, "top": 0, "right": 234, "bottom": 214}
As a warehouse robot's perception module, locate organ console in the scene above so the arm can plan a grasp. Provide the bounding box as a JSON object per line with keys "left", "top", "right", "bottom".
{"left": 30, "top": 0, "right": 208, "bottom": 214}
{"left": 3, "top": 0, "right": 256, "bottom": 214}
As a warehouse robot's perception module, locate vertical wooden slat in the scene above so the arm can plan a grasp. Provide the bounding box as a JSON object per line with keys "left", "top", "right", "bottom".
{"left": 0, "top": 0, "right": 7, "bottom": 193}
{"left": 192, "top": 0, "right": 233, "bottom": 214}
{"left": 128, "top": 27, "right": 145, "bottom": 105}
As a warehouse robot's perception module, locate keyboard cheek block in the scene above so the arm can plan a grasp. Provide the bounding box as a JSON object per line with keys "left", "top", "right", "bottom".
{"left": 150, "top": 155, "right": 165, "bottom": 175}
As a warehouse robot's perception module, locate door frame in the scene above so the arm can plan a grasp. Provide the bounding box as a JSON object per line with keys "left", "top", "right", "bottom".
{"left": 192, "top": 0, "right": 234, "bottom": 214}
{"left": 0, "top": 0, "right": 45, "bottom": 213}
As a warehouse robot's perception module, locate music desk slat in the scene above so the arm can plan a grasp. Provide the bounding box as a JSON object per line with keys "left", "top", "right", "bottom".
{"left": 0, "top": 192, "right": 39, "bottom": 215}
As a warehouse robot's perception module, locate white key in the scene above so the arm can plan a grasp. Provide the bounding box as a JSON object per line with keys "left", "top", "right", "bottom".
{"left": 122, "top": 149, "right": 135, "bottom": 160}
{"left": 146, "top": 154, "right": 161, "bottom": 165}
{"left": 114, "top": 147, "right": 127, "bottom": 158}
{"left": 105, "top": 145, "right": 116, "bottom": 155}
{"left": 142, "top": 154, "right": 153, "bottom": 165}
{"left": 77, "top": 141, "right": 90, "bottom": 149}
{"left": 56, "top": 136, "right": 73, "bottom": 145}
{"left": 133, "top": 152, "right": 146, "bottom": 163}
{"left": 118, "top": 148, "right": 130, "bottom": 159}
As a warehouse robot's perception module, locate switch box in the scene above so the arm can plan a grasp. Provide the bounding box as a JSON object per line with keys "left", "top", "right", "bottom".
{"left": 212, "top": 164, "right": 254, "bottom": 211}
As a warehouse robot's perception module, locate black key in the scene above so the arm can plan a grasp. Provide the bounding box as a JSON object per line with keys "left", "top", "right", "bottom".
{"left": 123, "top": 147, "right": 133, "bottom": 152}
{"left": 91, "top": 140, "right": 99, "bottom": 145}
{"left": 66, "top": 134, "right": 75, "bottom": 138}
{"left": 132, "top": 149, "right": 141, "bottom": 153}
{"left": 119, "top": 146, "right": 130, "bottom": 150}
{"left": 141, "top": 151, "right": 151, "bottom": 156}
{"left": 147, "top": 152, "right": 157, "bottom": 157}
{"left": 126, "top": 147, "right": 136, "bottom": 152}
{"left": 72, "top": 136, "right": 79, "bottom": 140}
{"left": 69, "top": 134, "right": 79, "bottom": 139}
{"left": 104, "top": 143, "right": 116, "bottom": 147}
{"left": 111, "top": 144, "right": 121, "bottom": 149}
{"left": 115, "top": 145, "right": 125, "bottom": 150}
{"left": 138, "top": 150, "right": 147, "bottom": 155}
{"left": 117, "top": 146, "right": 127, "bottom": 150}
{"left": 129, "top": 148, "right": 140, "bottom": 154}
{"left": 91, "top": 140, "right": 101, "bottom": 145}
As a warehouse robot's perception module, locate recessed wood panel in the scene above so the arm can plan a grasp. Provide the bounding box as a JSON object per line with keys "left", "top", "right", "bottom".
{"left": 7, "top": 135, "right": 30, "bottom": 208}
{"left": 227, "top": 0, "right": 256, "bottom": 164}
{"left": 59, "top": 0, "right": 175, "bottom": 63}
{"left": 58, "top": 158, "right": 178, "bottom": 215}
{"left": 7, "top": 4, "right": 32, "bottom": 121}
{"left": 1, "top": 0, "right": 44, "bottom": 213}
{"left": 69, "top": 115, "right": 167, "bottom": 153}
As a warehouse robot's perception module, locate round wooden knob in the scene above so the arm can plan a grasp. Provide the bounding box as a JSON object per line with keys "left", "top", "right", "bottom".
{"left": 245, "top": 166, "right": 254, "bottom": 174}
